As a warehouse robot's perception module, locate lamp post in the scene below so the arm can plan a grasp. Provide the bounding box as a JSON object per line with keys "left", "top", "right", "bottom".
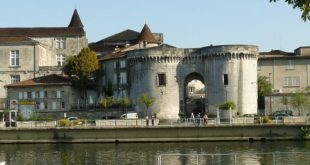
{"left": 200, "top": 96, "right": 204, "bottom": 114}
{"left": 268, "top": 73, "right": 272, "bottom": 114}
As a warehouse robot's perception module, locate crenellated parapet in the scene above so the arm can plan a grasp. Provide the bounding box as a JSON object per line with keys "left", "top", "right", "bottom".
{"left": 127, "top": 44, "right": 258, "bottom": 64}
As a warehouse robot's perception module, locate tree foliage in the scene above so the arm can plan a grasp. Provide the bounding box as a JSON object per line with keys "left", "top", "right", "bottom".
{"left": 63, "top": 47, "right": 100, "bottom": 90}
{"left": 290, "top": 90, "right": 309, "bottom": 116}
{"left": 270, "top": 0, "right": 310, "bottom": 21}
{"left": 257, "top": 76, "right": 272, "bottom": 109}
{"left": 139, "top": 93, "right": 156, "bottom": 117}
{"left": 119, "top": 97, "right": 131, "bottom": 108}
{"left": 258, "top": 76, "right": 272, "bottom": 96}
{"left": 102, "top": 97, "right": 113, "bottom": 119}
{"left": 218, "top": 101, "right": 236, "bottom": 110}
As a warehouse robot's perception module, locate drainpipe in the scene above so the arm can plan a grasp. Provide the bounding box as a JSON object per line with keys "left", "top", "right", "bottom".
{"left": 33, "top": 44, "right": 36, "bottom": 78}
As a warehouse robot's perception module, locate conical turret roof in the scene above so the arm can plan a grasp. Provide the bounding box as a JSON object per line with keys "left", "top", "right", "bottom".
{"left": 68, "top": 9, "right": 84, "bottom": 28}
{"left": 136, "top": 24, "right": 158, "bottom": 43}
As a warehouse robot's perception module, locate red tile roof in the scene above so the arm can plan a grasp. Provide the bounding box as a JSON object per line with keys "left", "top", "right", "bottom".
{"left": 5, "top": 74, "right": 71, "bottom": 88}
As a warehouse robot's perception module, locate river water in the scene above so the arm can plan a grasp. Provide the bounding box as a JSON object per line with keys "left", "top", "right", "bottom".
{"left": 0, "top": 141, "right": 309, "bottom": 165}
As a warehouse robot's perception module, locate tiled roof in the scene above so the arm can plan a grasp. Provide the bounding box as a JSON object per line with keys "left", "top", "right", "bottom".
{"left": 68, "top": 9, "right": 84, "bottom": 28}
{"left": 0, "top": 36, "right": 37, "bottom": 43}
{"left": 136, "top": 24, "right": 158, "bottom": 43}
{"left": 97, "top": 29, "right": 139, "bottom": 43}
{"left": 259, "top": 50, "right": 294, "bottom": 56}
{"left": 5, "top": 74, "right": 71, "bottom": 88}
{"left": 99, "top": 51, "right": 127, "bottom": 61}
{"left": 0, "top": 27, "right": 85, "bottom": 37}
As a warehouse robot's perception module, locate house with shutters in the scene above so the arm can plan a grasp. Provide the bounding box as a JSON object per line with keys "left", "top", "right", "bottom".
{"left": 0, "top": 9, "right": 88, "bottom": 109}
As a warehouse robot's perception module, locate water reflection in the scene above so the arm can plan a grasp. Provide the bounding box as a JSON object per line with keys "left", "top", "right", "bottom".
{"left": 0, "top": 141, "right": 309, "bottom": 165}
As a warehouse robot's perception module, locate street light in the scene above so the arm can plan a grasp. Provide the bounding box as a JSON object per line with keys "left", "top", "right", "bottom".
{"left": 269, "top": 73, "right": 272, "bottom": 114}
{"left": 200, "top": 96, "right": 204, "bottom": 114}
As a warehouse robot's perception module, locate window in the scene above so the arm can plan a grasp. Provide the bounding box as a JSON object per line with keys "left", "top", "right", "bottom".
{"left": 61, "top": 102, "right": 65, "bottom": 109}
{"left": 10, "top": 50, "right": 20, "bottom": 66}
{"left": 40, "top": 91, "right": 48, "bottom": 98}
{"left": 52, "top": 102, "right": 56, "bottom": 110}
{"left": 157, "top": 73, "right": 166, "bottom": 86}
{"left": 44, "top": 101, "right": 48, "bottom": 109}
{"left": 287, "top": 60, "right": 295, "bottom": 69}
{"left": 56, "top": 54, "right": 65, "bottom": 66}
{"left": 31, "top": 92, "right": 36, "bottom": 99}
{"left": 19, "top": 92, "right": 23, "bottom": 99}
{"left": 56, "top": 91, "right": 61, "bottom": 98}
{"left": 283, "top": 77, "right": 300, "bottom": 87}
{"left": 10, "top": 75, "right": 20, "bottom": 83}
{"left": 27, "top": 92, "right": 31, "bottom": 99}
{"left": 223, "top": 74, "right": 229, "bottom": 85}
{"left": 55, "top": 38, "right": 66, "bottom": 49}
{"left": 120, "top": 60, "right": 126, "bottom": 68}
{"left": 39, "top": 102, "right": 44, "bottom": 110}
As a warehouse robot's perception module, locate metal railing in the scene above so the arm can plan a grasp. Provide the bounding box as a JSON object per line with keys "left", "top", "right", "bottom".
{"left": 2, "top": 116, "right": 310, "bottom": 128}
{"left": 157, "top": 152, "right": 310, "bottom": 165}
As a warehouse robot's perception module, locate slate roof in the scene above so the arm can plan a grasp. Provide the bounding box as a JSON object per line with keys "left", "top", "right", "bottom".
{"left": 136, "top": 24, "right": 158, "bottom": 43}
{"left": 0, "top": 10, "right": 85, "bottom": 37}
{"left": 5, "top": 74, "right": 71, "bottom": 88}
{"left": 68, "top": 9, "right": 84, "bottom": 28}
{"left": 259, "top": 50, "right": 294, "bottom": 56}
{"left": 97, "top": 29, "right": 139, "bottom": 44}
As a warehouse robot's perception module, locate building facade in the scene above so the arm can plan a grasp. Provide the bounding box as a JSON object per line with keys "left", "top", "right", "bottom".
{"left": 5, "top": 74, "right": 82, "bottom": 118}
{"left": 0, "top": 9, "right": 88, "bottom": 109}
{"left": 258, "top": 48, "right": 310, "bottom": 115}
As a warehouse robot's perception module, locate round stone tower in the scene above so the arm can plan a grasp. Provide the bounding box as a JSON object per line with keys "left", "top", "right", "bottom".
{"left": 127, "top": 44, "right": 258, "bottom": 119}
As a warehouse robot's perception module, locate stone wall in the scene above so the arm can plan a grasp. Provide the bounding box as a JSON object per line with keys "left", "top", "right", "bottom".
{"left": 0, "top": 125, "right": 303, "bottom": 143}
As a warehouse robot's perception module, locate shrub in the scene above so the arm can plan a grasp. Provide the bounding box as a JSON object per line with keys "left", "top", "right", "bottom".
{"left": 262, "top": 116, "right": 270, "bottom": 123}
{"left": 60, "top": 119, "right": 70, "bottom": 127}
{"left": 301, "top": 127, "right": 310, "bottom": 138}
{"left": 218, "top": 101, "right": 236, "bottom": 110}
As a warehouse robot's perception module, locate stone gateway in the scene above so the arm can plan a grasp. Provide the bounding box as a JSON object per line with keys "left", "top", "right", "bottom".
{"left": 126, "top": 44, "right": 258, "bottom": 119}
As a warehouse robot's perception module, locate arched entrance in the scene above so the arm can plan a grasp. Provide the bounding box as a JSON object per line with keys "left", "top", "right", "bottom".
{"left": 183, "top": 72, "right": 206, "bottom": 117}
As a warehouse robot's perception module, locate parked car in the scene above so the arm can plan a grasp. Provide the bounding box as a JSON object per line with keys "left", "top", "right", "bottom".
{"left": 270, "top": 110, "right": 293, "bottom": 119}
{"left": 67, "top": 117, "right": 82, "bottom": 125}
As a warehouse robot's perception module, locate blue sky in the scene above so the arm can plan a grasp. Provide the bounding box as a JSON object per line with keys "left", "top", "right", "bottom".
{"left": 0, "top": 0, "right": 309, "bottom": 52}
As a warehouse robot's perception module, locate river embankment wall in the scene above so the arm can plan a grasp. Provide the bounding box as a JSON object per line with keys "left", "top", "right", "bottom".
{"left": 0, "top": 125, "right": 307, "bottom": 143}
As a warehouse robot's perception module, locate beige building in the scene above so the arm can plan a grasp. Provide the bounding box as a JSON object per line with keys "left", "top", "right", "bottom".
{"left": 0, "top": 9, "right": 88, "bottom": 109}
{"left": 5, "top": 74, "right": 82, "bottom": 119}
{"left": 258, "top": 48, "right": 310, "bottom": 115}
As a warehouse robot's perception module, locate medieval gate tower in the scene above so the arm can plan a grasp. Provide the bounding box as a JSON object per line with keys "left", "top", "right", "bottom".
{"left": 127, "top": 44, "right": 258, "bottom": 119}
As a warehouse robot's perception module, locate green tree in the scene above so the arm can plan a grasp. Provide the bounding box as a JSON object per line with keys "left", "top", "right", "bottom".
{"left": 119, "top": 97, "right": 131, "bottom": 114}
{"left": 139, "top": 93, "right": 156, "bottom": 117}
{"left": 257, "top": 76, "right": 272, "bottom": 109}
{"left": 290, "top": 90, "right": 309, "bottom": 116}
{"left": 281, "top": 95, "right": 289, "bottom": 110}
{"left": 270, "top": 0, "right": 310, "bottom": 21}
{"left": 102, "top": 97, "right": 113, "bottom": 119}
{"left": 63, "top": 47, "right": 100, "bottom": 98}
